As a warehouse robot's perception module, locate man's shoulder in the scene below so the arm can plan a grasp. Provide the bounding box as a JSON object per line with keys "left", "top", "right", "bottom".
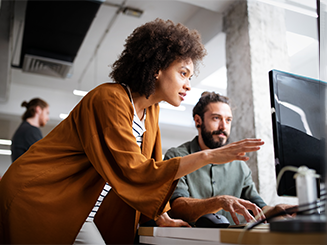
{"left": 14, "top": 121, "right": 38, "bottom": 134}
{"left": 164, "top": 140, "right": 193, "bottom": 159}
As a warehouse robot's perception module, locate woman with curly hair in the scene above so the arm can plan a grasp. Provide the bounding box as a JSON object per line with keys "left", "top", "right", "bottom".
{"left": 0, "top": 19, "right": 264, "bottom": 244}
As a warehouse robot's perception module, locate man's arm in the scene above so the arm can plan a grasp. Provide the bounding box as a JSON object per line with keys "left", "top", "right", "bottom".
{"left": 169, "top": 195, "right": 265, "bottom": 225}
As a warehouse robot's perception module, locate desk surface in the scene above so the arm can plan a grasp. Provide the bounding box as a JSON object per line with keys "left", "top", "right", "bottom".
{"left": 138, "top": 225, "right": 327, "bottom": 245}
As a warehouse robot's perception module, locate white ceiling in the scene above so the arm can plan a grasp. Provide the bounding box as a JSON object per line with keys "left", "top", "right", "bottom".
{"left": 0, "top": 0, "right": 320, "bottom": 154}
{"left": 4, "top": 0, "right": 233, "bottom": 117}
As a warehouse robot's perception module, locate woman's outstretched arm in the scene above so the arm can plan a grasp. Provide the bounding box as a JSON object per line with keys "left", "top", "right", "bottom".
{"left": 174, "top": 138, "right": 264, "bottom": 180}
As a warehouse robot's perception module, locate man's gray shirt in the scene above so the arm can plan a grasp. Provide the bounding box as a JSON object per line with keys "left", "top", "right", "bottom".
{"left": 164, "top": 136, "right": 267, "bottom": 225}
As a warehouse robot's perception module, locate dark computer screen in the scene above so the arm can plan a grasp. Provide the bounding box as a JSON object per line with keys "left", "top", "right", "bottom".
{"left": 269, "top": 69, "right": 326, "bottom": 196}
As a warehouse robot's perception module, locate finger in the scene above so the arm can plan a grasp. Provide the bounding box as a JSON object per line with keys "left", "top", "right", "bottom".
{"left": 252, "top": 208, "right": 265, "bottom": 221}
{"left": 232, "top": 143, "right": 263, "bottom": 153}
{"left": 236, "top": 138, "right": 260, "bottom": 142}
{"left": 237, "top": 206, "right": 256, "bottom": 223}
{"left": 235, "top": 155, "right": 250, "bottom": 161}
{"left": 228, "top": 207, "right": 240, "bottom": 225}
{"left": 239, "top": 201, "right": 265, "bottom": 221}
{"left": 241, "top": 141, "right": 265, "bottom": 148}
{"left": 242, "top": 144, "right": 263, "bottom": 150}
{"left": 244, "top": 203, "right": 262, "bottom": 219}
{"left": 180, "top": 221, "right": 191, "bottom": 227}
{"left": 237, "top": 138, "right": 264, "bottom": 144}
{"left": 236, "top": 152, "right": 247, "bottom": 161}
{"left": 246, "top": 138, "right": 264, "bottom": 143}
{"left": 175, "top": 220, "right": 191, "bottom": 227}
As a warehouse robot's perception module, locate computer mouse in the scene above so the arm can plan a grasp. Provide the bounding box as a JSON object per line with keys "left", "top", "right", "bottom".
{"left": 195, "top": 213, "right": 230, "bottom": 228}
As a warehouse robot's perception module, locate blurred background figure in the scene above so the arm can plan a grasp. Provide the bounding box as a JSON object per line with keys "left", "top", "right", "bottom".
{"left": 11, "top": 98, "right": 49, "bottom": 162}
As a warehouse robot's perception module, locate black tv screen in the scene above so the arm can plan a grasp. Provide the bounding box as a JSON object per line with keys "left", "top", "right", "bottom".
{"left": 269, "top": 69, "right": 326, "bottom": 196}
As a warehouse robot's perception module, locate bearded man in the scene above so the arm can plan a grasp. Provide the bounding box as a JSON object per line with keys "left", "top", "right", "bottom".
{"left": 165, "top": 92, "right": 292, "bottom": 226}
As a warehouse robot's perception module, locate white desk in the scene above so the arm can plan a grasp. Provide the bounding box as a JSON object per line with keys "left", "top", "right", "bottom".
{"left": 138, "top": 224, "right": 327, "bottom": 244}
{"left": 139, "top": 226, "right": 227, "bottom": 245}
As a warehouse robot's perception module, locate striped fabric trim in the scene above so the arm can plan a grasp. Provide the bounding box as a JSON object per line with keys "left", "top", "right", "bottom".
{"left": 86, "top": 183, "right": 111, "bottom": 221}
{"left": 132, "top": 111, "right": 146, "bottom": 147}
{"left": 87, "top": 85, "right": 146, "bottom": 221}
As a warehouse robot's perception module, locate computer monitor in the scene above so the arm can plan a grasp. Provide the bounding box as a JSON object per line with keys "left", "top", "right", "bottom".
{"left": 269, "top": 69, "right": 326, "bottom": 197}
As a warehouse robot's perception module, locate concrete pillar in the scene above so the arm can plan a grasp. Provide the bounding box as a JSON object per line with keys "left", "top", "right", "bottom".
{"left": 224, "top": 0, "right": 293, "bottom": 205}
{"left": 0, "top": 0, "right": 13, "bottom": 103}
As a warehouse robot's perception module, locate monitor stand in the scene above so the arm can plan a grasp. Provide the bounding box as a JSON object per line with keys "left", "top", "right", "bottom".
{"left": 270, "top": 166, "right": 326, "bottom": 233}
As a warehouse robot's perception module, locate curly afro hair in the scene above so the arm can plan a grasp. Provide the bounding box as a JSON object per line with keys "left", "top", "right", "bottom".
{"left": 109, "top": 18, "right": 207, "bottom": 98}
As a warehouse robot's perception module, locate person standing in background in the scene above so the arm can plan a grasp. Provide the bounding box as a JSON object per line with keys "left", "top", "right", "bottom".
{"left": 11, "top": 98, "right": 49, "bottom": 162}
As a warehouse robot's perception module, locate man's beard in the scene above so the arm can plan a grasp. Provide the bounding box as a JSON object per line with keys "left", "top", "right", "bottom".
{"left": 201, "top": 124, "right": 229, "bottom": 149}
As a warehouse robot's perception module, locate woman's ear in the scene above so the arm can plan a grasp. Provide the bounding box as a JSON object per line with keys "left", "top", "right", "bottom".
{"left": 155, "top": 70, "right": 162, "bottom": 80}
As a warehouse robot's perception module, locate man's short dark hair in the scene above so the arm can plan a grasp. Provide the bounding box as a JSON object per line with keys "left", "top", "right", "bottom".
{"left": 192, "top": 91, "right": 230, "bottom": 121}
{"left": 110, "top": 18, "right": 207, "bottom": 98}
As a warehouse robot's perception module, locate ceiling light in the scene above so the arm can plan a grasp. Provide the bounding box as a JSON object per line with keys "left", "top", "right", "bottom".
{"left": 73, "top": 89, "right": 88, "bottom": 97}
{"left": 122, "top": 7, "right": 143, "bottom": 18}
{"left": 0, "top": 149, "right": 11, "bottom": 155}
{"left": 0, "top": 139, "right": 12, "bottom": 145}
{"left": 59, "top": 113, "right": 68, "bottom": 119}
